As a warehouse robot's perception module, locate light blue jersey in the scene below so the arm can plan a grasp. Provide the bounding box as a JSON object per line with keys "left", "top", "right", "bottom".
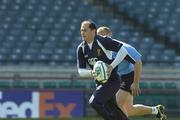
{"left": 113, "top": 41, "right": 141, "bottom": 76}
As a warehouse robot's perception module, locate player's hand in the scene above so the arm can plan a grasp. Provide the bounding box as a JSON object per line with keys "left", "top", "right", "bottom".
{"left": 91, "top": 70, "right": 97, "bottom": 79}
{"left": 130, "top": 82, "right": 141, "bottom": 96}
{"left": 107, "top": 64, "right": 113, "bottom": 78}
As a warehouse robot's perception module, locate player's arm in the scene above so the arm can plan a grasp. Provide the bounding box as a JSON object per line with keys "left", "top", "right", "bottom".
{"left": 110, "top": 45, "right": 131, "bottom": 69}
{"left": 134, "top": 60, "right": 142, "bottom": 84}
{"left": 98, "top": 36, "right": 132, "bottom": 69}
{"left": 126, "top": 44, "right": 142, "bottom": 84}
{"left": 78, "top": 68, "right": 92, "bottom": 77}
{"left": 127, "top": 45, "right": 142, "bottom": 96}
{"left": 131, "top": 59, "right": 142, "bottom": 96}
{"left": 108, "top": 45, "right": 132, "bottom": 77}
{"left": 130, "top": 46, "right": 142, "bottom": 85}
{"left": 98, "top": 36, "right": 136, "bottom": 76}
{"left": 77, "top": 45, "right": 92, "bottom": 77}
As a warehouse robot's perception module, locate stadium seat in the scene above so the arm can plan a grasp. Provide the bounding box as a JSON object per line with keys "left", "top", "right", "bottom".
{"left": 146, "top": 54, "right": 160, "bottom": 63}
{"left": 0, "top": 50, "right": 8, "bottom": 63}
{"left": 164, "top": 95, "right": 178, "bottom": 109}
{"left": 8, "top": 54, "right": 21, "bottom": 64}
{"left": 90, "top": 81, "right": 96, "bottom": 89}
{"left": 174, "top": 56, "right": 180, "bottom": 67}
{"left": 26, "top": 80, "right": 40, "bottom": 88}
{"left": 58, "top": 80, "right": 71, "bottom": 88}
{"left": 0, "top": 80, "right": 11, "bottom": 88}
{"left": 134, "top": 95, "right": 148, "bottom": 105}
{"left": 149, "top": 94, "right": 164, "bottom": 105}
{"left": 12, "top": 80, "right": 26, "bottom": 88}
{"left": 140, "top": 82, "right": 149, "bottom": 89}
{"left": 150, "top": 82, "right": 164, "bottom": 89}
{"left": 43, "top": 81, "right": 57, "bottom": 89}
{"left": 160, "top": 55, "right": 172, "bottom": 64}
{"left": 72, "top": 80, "right": 87, "bottom": 89}
{"left": 164, "top": 82, "right": 177, "bottom": 89}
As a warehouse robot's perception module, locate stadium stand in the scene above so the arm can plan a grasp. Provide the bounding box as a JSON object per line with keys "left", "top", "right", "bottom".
{"left": 106, "top": 0, "right": 180, "bottom": 52}
{"left": 0, "top": 0, "right": 179, "bottom": 66}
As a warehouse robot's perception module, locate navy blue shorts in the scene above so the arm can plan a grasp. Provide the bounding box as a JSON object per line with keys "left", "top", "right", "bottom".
{"left": 92, "top": 74, "right": 120, "bottom": 104}
{"left": 120, "top": 71, "right": 134, "bottom": 93}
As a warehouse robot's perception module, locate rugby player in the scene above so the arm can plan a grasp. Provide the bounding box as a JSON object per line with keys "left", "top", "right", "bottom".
{"left": 97, "top": 26, "right": 167, "bottom": 120}
{"left": 77, "top": 20, "right": 136, "bottom": 120}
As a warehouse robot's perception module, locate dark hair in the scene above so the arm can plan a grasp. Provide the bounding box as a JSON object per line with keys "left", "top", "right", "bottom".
{"left": 89, "top": 21, "right": 97, "bottom": 30}
{"left": 82, "top": 20, "right": 97, "bottom": 30}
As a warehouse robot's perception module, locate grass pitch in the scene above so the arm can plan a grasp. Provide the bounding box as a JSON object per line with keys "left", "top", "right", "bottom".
{"left": 1, "top": 116, "right": 179, "bottom": 120}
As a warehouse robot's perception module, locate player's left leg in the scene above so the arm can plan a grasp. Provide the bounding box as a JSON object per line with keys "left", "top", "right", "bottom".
{"left": 117, "top": 89, "right": 152, "bottom": 116}
{"left": 156, "top": 105, "right": 167, "bottom": 120}
{"left": 116, "top": 89, "right": 167, "bottom": 119}
{"left": 116, "top": 71, "right": 167, "bottom": 120}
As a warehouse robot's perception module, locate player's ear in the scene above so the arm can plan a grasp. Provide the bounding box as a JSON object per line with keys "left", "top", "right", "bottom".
{"left": 92, "top": 29, "right": 97, "bottom": 35}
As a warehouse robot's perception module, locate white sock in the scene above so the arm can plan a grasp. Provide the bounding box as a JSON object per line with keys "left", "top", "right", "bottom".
{"left": 152, "top": 107, "right": 158, "bottom": 115}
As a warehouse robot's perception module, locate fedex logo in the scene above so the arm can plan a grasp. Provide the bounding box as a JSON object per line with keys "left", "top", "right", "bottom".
{"left": 0, "top": 90, "right": 84, "bottom": 118}
{"left": 0, "top": 92, "right": 39, "bottom": 118}
{"left": 39, "top": 92, "right": 78, "bottom": 118}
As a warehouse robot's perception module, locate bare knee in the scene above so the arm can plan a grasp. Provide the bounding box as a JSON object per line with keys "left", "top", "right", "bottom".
{"left": 125, "top": 104, "right": 134, "bottom": 116}
{"left": 116, "top": 90, "right": 130, "bottom": 116}
{"left": 116, "top": 90, "right": 130, "bottom": 106}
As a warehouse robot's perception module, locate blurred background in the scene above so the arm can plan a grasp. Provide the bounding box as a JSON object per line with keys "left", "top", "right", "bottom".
{"left": 0, "top": 0, "right": 180, "bottom": 119}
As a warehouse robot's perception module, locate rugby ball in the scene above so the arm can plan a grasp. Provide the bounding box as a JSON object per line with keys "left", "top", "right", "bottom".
{"left": 93, "top": 61, "right": 108, "bottom": 83}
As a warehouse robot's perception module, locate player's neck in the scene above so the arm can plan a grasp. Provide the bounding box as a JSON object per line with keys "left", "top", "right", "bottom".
{"left": 86, "top": 39, "right": 94, "bottom": 44}
{"left": 87, "top": 41, "right": 93, "bottom": 50}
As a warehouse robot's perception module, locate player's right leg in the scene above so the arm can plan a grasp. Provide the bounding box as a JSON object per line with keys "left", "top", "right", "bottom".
{"left": 89, "top": 85, "right": 114, "bottom": 120}
{"left": 89, "top": 79, "right": 128, "bottom": 120}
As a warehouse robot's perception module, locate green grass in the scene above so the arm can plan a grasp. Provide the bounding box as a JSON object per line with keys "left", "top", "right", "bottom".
{"left": 57, "top": 116, "right": 179, "bottom": 120}
{"left": 56, "top": 116, "right": 180, "bottom": 120}
{"left": 69, "top": 116, "right": 179, "bottom": 120}
{"left": 1, "top": 116, "right": 180, "bottom": 120}
{"left": 129, "top": 116, "right": 180, "bottom": 120}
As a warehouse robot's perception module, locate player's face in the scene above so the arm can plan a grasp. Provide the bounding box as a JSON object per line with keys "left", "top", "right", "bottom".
{"left": 97, "top": 29, "right": 108, "bottom": 36}
{"left": 80, "top": 23, "right": 95, "bottom": 43}
{"left": 97, "top": 28, "right": 112, "bottom": 37}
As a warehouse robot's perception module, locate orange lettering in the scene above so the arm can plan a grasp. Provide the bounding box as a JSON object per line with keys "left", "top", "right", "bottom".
{"left": 40, "top": 92, "right": 54, "bottom": 118}
{"left": 55, "top": 103, "right": 76, "bottom": 118}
